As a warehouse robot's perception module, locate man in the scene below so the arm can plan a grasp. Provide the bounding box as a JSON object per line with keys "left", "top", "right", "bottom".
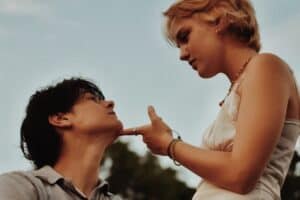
{"left": 0, "top": 78, "right": 123, "bottom": 199}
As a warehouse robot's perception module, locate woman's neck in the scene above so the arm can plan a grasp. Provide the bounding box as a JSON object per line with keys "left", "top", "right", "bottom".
{"left": 221, "top": 44, "right": 258, "bottom": 83}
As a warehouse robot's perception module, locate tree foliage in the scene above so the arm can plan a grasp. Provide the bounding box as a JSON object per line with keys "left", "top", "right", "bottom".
{"left": 103, "top": 141, "right": 300, "bottom": 200}
{"left": 281, "top": 151, "right": 300, "bottom": 200}
{"left": 102, "top": 141, "right": 194, "bottom": 200}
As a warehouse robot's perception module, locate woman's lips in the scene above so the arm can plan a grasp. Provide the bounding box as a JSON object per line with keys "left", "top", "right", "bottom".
{"left": 189, "top": 60, "right": 197, "bottom": 70}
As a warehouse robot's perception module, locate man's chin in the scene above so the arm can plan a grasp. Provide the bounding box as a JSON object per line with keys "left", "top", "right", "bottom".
{"left": 114, "top": 121, "right": 123, "bottom": 135}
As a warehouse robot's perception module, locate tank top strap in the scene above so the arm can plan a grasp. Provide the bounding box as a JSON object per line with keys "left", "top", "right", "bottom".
{"left": 230, "top": 70, "right": 247, "bottom": 95}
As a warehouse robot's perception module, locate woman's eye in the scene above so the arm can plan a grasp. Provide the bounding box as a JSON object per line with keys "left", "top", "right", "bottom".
{"left": 177, "top": 30, "right": 190, "bottom": 44}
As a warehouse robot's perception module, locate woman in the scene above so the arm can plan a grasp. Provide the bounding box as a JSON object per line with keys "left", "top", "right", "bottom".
{"left": 122, "top": 0, "right": 300, "bottom": 199}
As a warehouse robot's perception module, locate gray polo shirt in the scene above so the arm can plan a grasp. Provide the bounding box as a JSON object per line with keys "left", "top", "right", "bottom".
{"left": 0, "top": 166, "right": 122, "bottom": 200}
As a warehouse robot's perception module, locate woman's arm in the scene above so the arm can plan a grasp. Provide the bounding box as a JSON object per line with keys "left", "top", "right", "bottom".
{"left": 122, "top": 54, "right": 291, "bottom": 194}
{"left": 173, "top": 54, "right": 291, "bottom": 194}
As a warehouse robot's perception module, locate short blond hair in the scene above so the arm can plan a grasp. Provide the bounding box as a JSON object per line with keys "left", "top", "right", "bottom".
{"left": 164, "top": 0, "right": 261, "bottom": 52}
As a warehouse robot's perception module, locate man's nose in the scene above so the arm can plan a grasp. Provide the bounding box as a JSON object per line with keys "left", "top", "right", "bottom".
{"left": 105, "top": 100, "right": 114, "bottom": 108}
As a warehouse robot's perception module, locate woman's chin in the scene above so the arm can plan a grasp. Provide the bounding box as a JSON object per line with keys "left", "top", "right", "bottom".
{"left": 196, "top": 68, "right": 208, "bottom": 78}
{"left": 197, "top": 70, "right": 216, "bottom": 79}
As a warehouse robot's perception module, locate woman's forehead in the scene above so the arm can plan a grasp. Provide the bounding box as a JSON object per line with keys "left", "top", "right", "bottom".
{"left": 168, "top": 17, "right": 193, "bottom": 40}
{"left": 168, "top": 18, "right": 186, "bottom": 40}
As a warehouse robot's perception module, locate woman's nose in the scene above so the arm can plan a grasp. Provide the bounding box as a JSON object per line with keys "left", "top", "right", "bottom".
{"left": 180, "top": 45, "right": 190, "bottom": 61}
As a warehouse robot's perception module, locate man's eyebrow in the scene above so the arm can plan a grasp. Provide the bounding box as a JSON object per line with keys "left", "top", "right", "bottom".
{"left": 85, "top": 93, "right": 94, "bottom": 97}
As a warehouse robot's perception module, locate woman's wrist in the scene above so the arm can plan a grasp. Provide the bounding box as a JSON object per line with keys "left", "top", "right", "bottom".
{"left": 167, "top": 138, "right": 182, "bottom": 166}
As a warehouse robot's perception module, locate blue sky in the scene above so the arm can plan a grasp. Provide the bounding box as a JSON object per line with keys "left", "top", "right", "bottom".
{"left": 0, "top": 0, "right": 299, "bottom": 187}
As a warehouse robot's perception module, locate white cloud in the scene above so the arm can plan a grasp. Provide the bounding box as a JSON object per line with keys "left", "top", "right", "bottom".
{"left": 0, "top": 0, "right": 49, "bottom": 17}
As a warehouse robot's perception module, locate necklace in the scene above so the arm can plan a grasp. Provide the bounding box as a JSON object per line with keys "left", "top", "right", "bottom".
{"left": 219, "top": 56, "right": 253, "bottom": 106}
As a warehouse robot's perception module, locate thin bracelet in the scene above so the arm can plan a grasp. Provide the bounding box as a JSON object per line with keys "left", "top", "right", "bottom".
{"left": 167, "top": 139, "right": 178, "bottom": 158}
{"left": 167, "top": 129, "right": 183, "bottom": 166}
{"left": 167, "top": 129, "right": 182, "bottom": 157}
{"left": 169, "top": 139, "right": 182, "bottom": 166}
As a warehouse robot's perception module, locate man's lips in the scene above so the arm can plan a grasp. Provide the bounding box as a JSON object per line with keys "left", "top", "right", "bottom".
{"left": 108, "top": 111, "right": 116, "bottom": 115}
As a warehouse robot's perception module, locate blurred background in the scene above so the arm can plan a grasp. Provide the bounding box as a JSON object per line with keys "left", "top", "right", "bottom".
{"left": 0, "top": 0, "right": 299, "bottom": 199}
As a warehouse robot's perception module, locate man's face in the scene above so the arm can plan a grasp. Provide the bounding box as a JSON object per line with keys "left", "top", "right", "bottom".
{"left": 68, "top": 92, "right": 123, "bottom": 135}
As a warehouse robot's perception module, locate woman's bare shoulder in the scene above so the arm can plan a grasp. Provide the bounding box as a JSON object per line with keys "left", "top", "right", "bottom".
{"left": 250, "top": 53, "right": 288, "bottom": 71}
{"left": 238, "top": 53, "right": 291, "bottom": 97}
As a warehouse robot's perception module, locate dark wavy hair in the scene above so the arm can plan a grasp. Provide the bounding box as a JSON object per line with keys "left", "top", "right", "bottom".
{"left": 20, "top": 78, "right": 105, "bottom": 169}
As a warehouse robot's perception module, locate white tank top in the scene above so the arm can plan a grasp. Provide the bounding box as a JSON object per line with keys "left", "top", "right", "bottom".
{"left": 194, "top": 80, "right": 300, "bottom": 200}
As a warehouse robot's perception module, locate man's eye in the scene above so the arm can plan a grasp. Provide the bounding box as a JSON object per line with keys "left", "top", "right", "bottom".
{"left": 88, "top": 96, "right": 100, "bottom": 102}
{"left": 95, "top": 97, "right": 102, "bottom": 102}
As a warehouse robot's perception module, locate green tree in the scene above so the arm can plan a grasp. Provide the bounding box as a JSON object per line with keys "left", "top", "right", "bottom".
{"left": 102, "top": 141, "right": 194, "bottom": 200}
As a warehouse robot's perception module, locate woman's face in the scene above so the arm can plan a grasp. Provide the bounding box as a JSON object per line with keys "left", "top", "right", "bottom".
{"left": 169, "top": 16, "right": 225, "bottom": 78}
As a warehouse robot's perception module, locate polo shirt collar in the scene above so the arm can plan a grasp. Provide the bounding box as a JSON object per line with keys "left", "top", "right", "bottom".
{"left": 32, "top": 165, "right": 110, "bottom": 195}
{"left": 33, "top": 165, "right": 63, "bottom": 185}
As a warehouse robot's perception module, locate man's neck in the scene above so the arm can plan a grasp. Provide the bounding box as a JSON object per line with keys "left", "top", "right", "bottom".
{"left": 53, "top": 134, "right": 114, "bottom": 197}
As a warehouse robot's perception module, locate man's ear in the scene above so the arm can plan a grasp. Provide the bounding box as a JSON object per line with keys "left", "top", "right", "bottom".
{"left": 48, "top": 113, "right": 72, "bottom": 128}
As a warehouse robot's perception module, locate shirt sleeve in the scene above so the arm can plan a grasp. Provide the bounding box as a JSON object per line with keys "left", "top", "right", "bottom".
{"left": 0, "top": 172, "right": 38, "bottom": 200}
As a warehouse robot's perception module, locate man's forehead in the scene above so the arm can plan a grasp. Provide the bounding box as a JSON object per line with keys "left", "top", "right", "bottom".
{"left": 80, "top": 89, "right": 105, "bottom": 99}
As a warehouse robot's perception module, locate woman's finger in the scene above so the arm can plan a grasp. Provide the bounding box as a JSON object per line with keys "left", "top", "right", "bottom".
{"left": 147, "top": 105, "right": 161, "bottom": 123}
{"left": 120, "top": 127, "right": 142, "bottom": 136}
{"left": 120, "top": 125, "right": 150, "bottom": 136}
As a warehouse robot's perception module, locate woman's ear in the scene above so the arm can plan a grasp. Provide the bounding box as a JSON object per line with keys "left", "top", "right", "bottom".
{"left": 48, "top": 113, "right": 72, "bottom": 128}
{"left": 215, "top": 13, "right": 234, "bottom": 34}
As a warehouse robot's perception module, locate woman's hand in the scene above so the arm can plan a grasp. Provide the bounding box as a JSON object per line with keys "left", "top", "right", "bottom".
{"left": 121, "top": 106, "right": 173, "bottom": 155}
